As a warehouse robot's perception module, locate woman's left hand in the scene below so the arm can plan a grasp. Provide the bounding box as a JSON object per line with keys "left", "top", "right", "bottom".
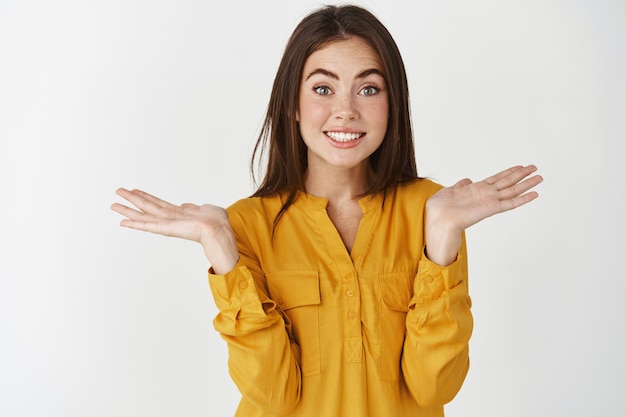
{"left": 424, "top": 164, "right": 543, "bottom": 266}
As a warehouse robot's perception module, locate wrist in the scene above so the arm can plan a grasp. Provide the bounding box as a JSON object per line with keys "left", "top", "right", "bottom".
{"left": 210, "top": 254, "right": 240, "bottom": 275}
{"left": 201, "top": 225, "right": 240, "bottom": 275}
{"left": 424, "top": 214, "right": 462, "bottom": 267}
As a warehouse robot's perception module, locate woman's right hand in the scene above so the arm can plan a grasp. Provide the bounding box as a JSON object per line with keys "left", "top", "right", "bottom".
{"left": 111, "top": 188, "right": 239, "bottom": 274}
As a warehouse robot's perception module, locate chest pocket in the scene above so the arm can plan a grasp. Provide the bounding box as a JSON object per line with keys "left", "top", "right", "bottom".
{"left": 266, "top": 270, "right": 321, "bottom": 377}
{"left": 377, "top": 271, "right": 415, "bottom": 382}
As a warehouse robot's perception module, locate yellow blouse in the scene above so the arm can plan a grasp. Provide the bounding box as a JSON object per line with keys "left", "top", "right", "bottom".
{"left": 208, "top": 179, "right": 473, "bottom": 417}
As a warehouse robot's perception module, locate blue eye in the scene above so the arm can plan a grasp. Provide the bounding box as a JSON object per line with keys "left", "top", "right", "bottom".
{"left": 360, "top": 86, "right": 379, "bottom": 96}
{"left": 314, "top": 86, "right": 332, "bottom": 95}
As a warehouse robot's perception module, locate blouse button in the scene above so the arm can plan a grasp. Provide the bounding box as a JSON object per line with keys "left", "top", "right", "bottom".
{"left": 348, "top": 311, "right": 357, "bottom": 319}
{"left": 424, "top": 275, "right": 434, "bottom": 284}
{"left": 345, "top": 289, "right": 354, "bottom": 297}
{"left": 238, "top": 280, "right": 249, "bottom": 289}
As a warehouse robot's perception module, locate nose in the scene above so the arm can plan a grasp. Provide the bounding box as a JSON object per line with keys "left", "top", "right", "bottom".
{"left": 334, "top": 93, "right": 359, "bottom": 121}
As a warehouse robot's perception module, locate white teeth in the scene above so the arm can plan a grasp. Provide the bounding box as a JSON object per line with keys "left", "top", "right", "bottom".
{"left": 326, "top": 131, "right": 364, "bottom": 142}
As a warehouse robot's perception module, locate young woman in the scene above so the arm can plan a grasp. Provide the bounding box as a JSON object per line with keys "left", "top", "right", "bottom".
{"left": 111, "top": 5, "right": 542, "bottom": 417}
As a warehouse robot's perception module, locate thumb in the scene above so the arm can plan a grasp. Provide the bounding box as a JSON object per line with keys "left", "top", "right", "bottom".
{"left": 452, "top": 178, "right": 473, "bottom": 188}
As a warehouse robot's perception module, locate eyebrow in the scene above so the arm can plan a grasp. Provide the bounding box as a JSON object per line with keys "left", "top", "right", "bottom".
{"left": 305, "top": 67, "right": 385, "bottom": 81}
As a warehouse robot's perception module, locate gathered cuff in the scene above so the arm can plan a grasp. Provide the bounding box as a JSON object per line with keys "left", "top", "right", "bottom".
{"left": 411, "top": 247, "right": 467, "bottom": 309}
{"left": 208, "top": 265, "right": 266, "bottom": 311}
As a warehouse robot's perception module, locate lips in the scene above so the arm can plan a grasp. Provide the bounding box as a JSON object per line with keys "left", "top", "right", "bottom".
{"left": 324, "top": 131, "right": 365, "bottom": 143}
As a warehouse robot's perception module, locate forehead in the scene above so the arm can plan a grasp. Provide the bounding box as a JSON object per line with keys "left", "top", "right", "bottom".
{"left": 304, "top": 37, "right": 383, "bottom": 71}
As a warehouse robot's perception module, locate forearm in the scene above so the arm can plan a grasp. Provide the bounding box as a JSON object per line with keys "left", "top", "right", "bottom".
{"left": 424, "top": 204, "right": 463, "bottom": 267}
{"left": 402, "top": 245, "right": 473, "bottom": 406}
{"left": 209, "top": 266, "right": 301, "bottom": 414}
{"left": 200, "top": 224, "right": 240, "bottom": 274}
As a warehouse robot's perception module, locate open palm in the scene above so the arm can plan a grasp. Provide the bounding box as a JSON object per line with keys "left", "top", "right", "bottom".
{"left": 424, "top": 165, "right": 542, "bottom": 266}
{"left": 111, "top": 188, "right": 239, "bottom": 273}
{"left": 427, "top": 165, "right": 542, "bottom": 232}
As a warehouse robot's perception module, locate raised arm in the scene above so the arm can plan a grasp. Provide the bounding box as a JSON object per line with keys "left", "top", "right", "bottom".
{"left": 111, "top": 189, "right": 302, "bottom": 413}
{"left": 402, "top": 165, "right": 542, "bottom": 405}
{"left": 424, "top": 164, "right": 543, "bottom": 266}
{"left": 111, "top": 188, "right": 239, "bottom": 274}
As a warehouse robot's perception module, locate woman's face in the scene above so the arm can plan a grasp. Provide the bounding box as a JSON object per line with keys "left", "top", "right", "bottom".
{"left": 297, "top": 37, "right": 388, "bottom": 174}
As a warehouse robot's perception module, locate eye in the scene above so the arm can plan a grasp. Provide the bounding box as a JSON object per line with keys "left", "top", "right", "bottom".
{"left": 314, "top": 85, "right": 332, "bottom": 95}
{"left": 360, "top": 85, "right": 379, "bottom": 96}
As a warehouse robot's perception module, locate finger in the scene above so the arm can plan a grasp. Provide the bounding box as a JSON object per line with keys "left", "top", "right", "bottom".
{"left": 482, "top": 165, "right": 524, "bottom": 185}
{"left": 498, "top": 190, "right": 540, "bottom": 213}
{"left": 451, "top": 178, "right": 473, "bottom": 188}
{"left": 492, "top": 165, "right": 538, "bottom": 191}
{"left": 499, "top": 174, "right": 543, "bottom": 200}
{"left": 115, "top": 188, "right": 173, "bottom": 215}
{"left": 111, "top": 202, "right": 160, "bottom": 222}
{"left": 119, "top": 218, "right": 172, "bottom": 235}
{"left": 125, "top": 189, "right": 191, "bottom": 220}
{"left": 119, "top": 217, "right": 197, "bottom": 241}
{"left": 483, "top": 164, "right": 537, "bottom": 187}
{"left": 111, "top": 202, "right": 132, "bottom": 216}
{"left": 130, "top": 189, "right": 178, "bottom": 209}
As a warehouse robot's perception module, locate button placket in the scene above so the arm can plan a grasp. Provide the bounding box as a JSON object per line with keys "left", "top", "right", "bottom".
{"left": 342, "top": 269, "right": 362, "bottom": 362}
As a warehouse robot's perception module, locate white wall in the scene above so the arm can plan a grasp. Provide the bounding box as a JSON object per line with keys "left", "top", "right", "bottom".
{"left": 1, "top": 0, "right": 624, "bottom": 416}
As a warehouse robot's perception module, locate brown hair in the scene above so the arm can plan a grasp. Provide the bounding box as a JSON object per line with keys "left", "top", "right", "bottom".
{"left": 251, "top": 5, "right": 419, "bottom": 226}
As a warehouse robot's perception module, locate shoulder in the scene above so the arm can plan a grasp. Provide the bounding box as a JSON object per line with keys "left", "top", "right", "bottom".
{"left": 226, "top": 194, "right": 282, "bottom": 232}
{"left": 392, "top": 178, "right": 443, "bottom": 202}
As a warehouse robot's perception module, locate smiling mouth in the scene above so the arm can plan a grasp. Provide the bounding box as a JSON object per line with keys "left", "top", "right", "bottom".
{"left": 325, "top": 131, "right": 365, "bottom": 143}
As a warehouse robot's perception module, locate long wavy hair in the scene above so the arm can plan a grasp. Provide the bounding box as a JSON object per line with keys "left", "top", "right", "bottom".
{"left": 251, "top": 5, "right": 419, "bottom": 227}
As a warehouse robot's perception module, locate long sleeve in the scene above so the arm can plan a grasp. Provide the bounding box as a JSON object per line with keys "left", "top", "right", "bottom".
{"left": 208, "top": 229, "right": 302, "bottom": 415}
{"left": 208, "top": 182, "right": 472, "bottom": 417}
{"left": 401, "top": 238, "right": 473, "bottom": 406}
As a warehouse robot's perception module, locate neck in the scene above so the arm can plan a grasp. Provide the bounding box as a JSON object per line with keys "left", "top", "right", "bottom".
{"left": 304, "top": 162, "right": 371, "bottom": 204}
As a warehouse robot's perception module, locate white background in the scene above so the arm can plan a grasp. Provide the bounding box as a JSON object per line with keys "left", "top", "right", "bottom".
{"left": 1, "top": 0, "right": 624, "bottom": 416}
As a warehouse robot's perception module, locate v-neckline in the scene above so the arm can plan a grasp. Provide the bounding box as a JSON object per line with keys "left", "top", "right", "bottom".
{"left": 296, "top": 191, "right": 382, "bottom": 269}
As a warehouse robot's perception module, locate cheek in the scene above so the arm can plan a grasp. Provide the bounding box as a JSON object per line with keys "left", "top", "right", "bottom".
{"left": 299, "top": 101, "right": 328, "bottom": 125}
{"left": 364, "top": 101, "right": 389, "bottom": 129}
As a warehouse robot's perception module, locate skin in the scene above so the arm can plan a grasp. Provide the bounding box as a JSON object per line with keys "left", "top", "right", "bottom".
{"left": 111, "top": 37, "right": 543, "bottom": 272}
{"left": 297, "top": 37, "right": 388, "bottom": 252}
{"left": 297, "top": 37, "right": 388, "bottom": 180}
{"left": 424, "top": 165, "right": 542, "bottom": 266}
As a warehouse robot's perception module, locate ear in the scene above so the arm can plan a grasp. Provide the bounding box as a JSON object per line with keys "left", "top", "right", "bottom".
{"left": 295, "top": 110, "right": 300, "bottom": 122}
